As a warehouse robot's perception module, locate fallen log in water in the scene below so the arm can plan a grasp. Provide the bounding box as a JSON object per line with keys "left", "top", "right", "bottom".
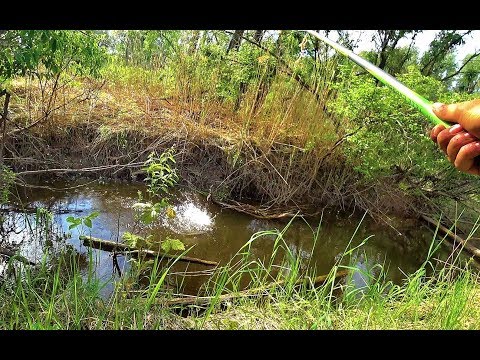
{"left": 421, "top": 215, "right": 480, "bottom": 260}
{"left": 0, "top": 247, "right": 36, "bottom": 266}
{"left": 79, "top": 235, "right": 219, "bottom": 267}
{"left": 0, "top": 206, "right": 84, "bottom": 215}
{"left": 164, "top": 269, "right": 350, "bottom": 307}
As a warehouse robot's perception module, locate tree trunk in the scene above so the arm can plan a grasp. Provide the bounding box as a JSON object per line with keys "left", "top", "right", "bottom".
{"left": 253, "top": 30, "right": 264, "bottom": 44}
{"left": 233, "top": 81, "right": 248, "bottom": 112}
{"left": 250, "top": 31, "right": 285, "bottom": 115}
{"left": 0, "top": 91, "right": 11, "bottom": 166}
{"left": 227, "top": 30, "right": 246, "bottom": 111}
{"left": 188, "top": 30, "right": 200, "bottom": 55}
{"left": 226, "top": 30, "right": 244, "bottom": 54}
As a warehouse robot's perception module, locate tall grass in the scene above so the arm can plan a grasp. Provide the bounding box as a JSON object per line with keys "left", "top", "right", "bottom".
{"left": 1, "top": 212, "right": 480, "bottom": 329}
{"left": 10, "top": 42, "right": 344, "bottom": 152}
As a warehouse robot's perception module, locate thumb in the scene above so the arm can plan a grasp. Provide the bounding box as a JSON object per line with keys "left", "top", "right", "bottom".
{"left": 432, "top": 102, "right": 460, "bottom": 123}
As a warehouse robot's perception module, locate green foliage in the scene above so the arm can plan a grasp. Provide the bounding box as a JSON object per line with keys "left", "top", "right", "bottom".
{"left": 122, "top": 231, "right": 153, "bottom": 248}
{"left": 128, "top": 148, "right": 182, "bottom": 256}
{"left": 102, "top": 62, "right": 163, "bottom": 89}
{"left": 35, "top": 207, "right": 53, "bottom": 227}
{"left": 456, "top": 54, "right": 480, "bottom": 94}
{"left": 122, "top": 233, "right": 184, "bottom": 253}
{"left": 66, "top": 211, "right": 99, "bottom": 231}
{"left": 420, "top": 30, "right": 469, "bottom": 78}
{"left": 66, "top": 216, "right": 82, "bottom": 230}
{"left": 331, "top": 64, "right": 473, "bottom": 185}
{"left": 143, "top": 149, "right": 178, "bottom": 197}
{"left": 132, "top": 200, "right": 170, "bottom": 225}
{"left": 0, "top": 30, "right": 106, "bottom": 87}
{"left": 362, "top": 46, "right": 420, "bottom": 76}
{"left": 108, "top": 30, "right": 181, "bottom": 69}
{"left": 160, "top": 237, "right": 185, "bottom": 253}
{"left": 132, "top": 149, "right": 178, "bottom": 225}
{"left": 0, "top": 166, "right": 15, "bottom": 204}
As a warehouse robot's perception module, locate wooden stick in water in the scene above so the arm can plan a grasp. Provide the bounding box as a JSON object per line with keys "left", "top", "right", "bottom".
{"left": 80, "top": 235, "right": 219, "bottom": 266}
{"left": 0, "top": 247, "right": 36, "bottom": 266}
{"left": 164, "top": 269, "right": 350, "bottom": 307}
{"left": 421, "top": 214, "right": 480, "bottom": 260}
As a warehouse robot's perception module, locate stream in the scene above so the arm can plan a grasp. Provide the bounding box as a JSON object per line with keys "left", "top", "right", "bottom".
{"left": 0, "top": 180, "right": 443, "bottom": 297}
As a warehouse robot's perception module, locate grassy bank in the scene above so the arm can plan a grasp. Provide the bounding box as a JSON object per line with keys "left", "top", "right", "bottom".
{"left": 1, "top": 216, "right": 480, "bottom": 330}
{"left": 2, "top": 252, "right": 480, "bottom": 330}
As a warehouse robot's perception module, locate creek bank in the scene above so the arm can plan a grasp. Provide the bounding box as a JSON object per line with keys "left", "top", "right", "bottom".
{"left": 6, "top": 123, "right": 426, "bottom": 222}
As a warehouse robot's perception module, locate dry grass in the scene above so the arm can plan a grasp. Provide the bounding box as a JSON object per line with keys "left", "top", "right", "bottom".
{"left": 3, "top": 68, "right": 422, "bottom": 217}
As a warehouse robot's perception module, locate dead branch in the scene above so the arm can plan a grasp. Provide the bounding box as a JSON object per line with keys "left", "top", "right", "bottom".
{"left": 0, "top": 247, "right": 36, "bottom": 266}
{"left": 15, "top": 162, "right": 144, "bottom": 176}
{"left": 209, "top": 196, "right": 319, "bottom": 220}
{"left": 0, "top": 206, "right": 84, "bottom": 215}
{"left": 164, "top": 269, "right": 350, "bottom": 307}
{"left": 421, "top": 214, "right": 480, "bottom": 260}
{"left": 0, "top": 92, "right": 11, "bottom": 164}
{"left": 80, "top": 235, "right": 219, "bottom": 266}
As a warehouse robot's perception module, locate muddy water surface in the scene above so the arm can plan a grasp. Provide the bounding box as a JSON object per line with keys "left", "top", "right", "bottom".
{"left": 0, "top": 180, "right": 440, "bottom": 296}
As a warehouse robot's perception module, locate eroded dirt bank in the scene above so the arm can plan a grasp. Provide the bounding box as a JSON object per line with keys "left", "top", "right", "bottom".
{"left": 5, "top": 123, "right": 420, "bottom": 219}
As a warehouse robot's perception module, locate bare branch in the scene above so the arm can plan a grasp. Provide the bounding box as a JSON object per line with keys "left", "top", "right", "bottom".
{"left": 442, "top": 51, "right": 480, "bottom": 81}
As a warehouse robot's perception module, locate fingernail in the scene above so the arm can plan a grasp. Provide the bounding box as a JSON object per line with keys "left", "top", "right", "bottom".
{"left": 432, "top": 102, "right": 444, "bottom": 112}
{"left": 449, "top": 124, "right": 462, "bottom": 133}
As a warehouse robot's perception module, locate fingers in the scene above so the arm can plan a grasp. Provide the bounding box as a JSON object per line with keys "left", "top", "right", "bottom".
{"left": 430, "top": 100, "right": 480, "bottom": 175}
{"left": 454, "top": 142, "right": 480, "bottom": 175}
{"left": 432, "top": 102, "right": 461, "bottom": 123}
{"left": 430, "top": 124, "right": 445, "bottom": 142}
{"left": 436, "top": 124, "right": 464, "bottom": 153}
{"left": 432, "top": 100, "right": 480, "bottom": 138}
{"left": 446, "top": 132, "right": 478, "bottom": 162}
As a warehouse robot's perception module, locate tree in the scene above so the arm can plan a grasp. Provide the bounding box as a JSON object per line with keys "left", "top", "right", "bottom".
{"left": 188, "top": 30, "right": 201, "bottom": 55}
{"left": 371, "top": 31, "right": 419, "bottom": 72}
{"left": 253, "top": 30, "right": 265, "bottom": 44}
{"left": 226, "top": 30, "right": 244, "bottom": 54}
{"left": 420, "top": 30, "right": 472, "bottom": 77}
{"left": 0, "top": 31, "right": 104, "bottom": 86}
{"left": 108, "top": 30, "right": 180, "bottom": 69}
{"left": 456, "top": 54, "right": 480, "bottom": 94}
{"left": 442, "top": 51, "right": 480, "bottom": 84}
{"left": 0, "top": 30, "right": 106, "bottom": 164}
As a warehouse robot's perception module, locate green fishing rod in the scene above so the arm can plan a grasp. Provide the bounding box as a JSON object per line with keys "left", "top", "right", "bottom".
{"left": 304, "top": 30, "right": 451, "bottom": 128}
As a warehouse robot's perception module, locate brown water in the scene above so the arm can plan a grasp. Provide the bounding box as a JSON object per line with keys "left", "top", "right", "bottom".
{"left": 0, "top": 180, "right": 441, "bottom": 296}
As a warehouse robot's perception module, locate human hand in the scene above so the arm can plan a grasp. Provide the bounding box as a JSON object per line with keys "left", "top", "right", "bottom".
{"left": 430, "top": 99, "right": 480, "bottom": 175}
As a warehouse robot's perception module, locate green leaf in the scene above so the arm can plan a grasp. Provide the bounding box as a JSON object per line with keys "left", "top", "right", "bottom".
{"left": 83, "top": 218, "right": 92, "bottom": 228}
{"left": 89, "top": 211, "right": 100, "bottom": 219}
{"left": 161, "top": 238, "right": 185, "bottom": 253}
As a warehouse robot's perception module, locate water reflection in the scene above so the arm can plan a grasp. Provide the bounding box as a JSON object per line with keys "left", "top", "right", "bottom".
{"left": 162, "top": 194, "right": 214, "bottom": 234}
{"left": 0, "top": 181, "right": 439, "bottom": 296}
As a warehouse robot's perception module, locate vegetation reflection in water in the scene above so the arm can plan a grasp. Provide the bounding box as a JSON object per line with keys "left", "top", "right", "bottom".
{"left": 1, "top": 178, "right": 439, "bottom": 297}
